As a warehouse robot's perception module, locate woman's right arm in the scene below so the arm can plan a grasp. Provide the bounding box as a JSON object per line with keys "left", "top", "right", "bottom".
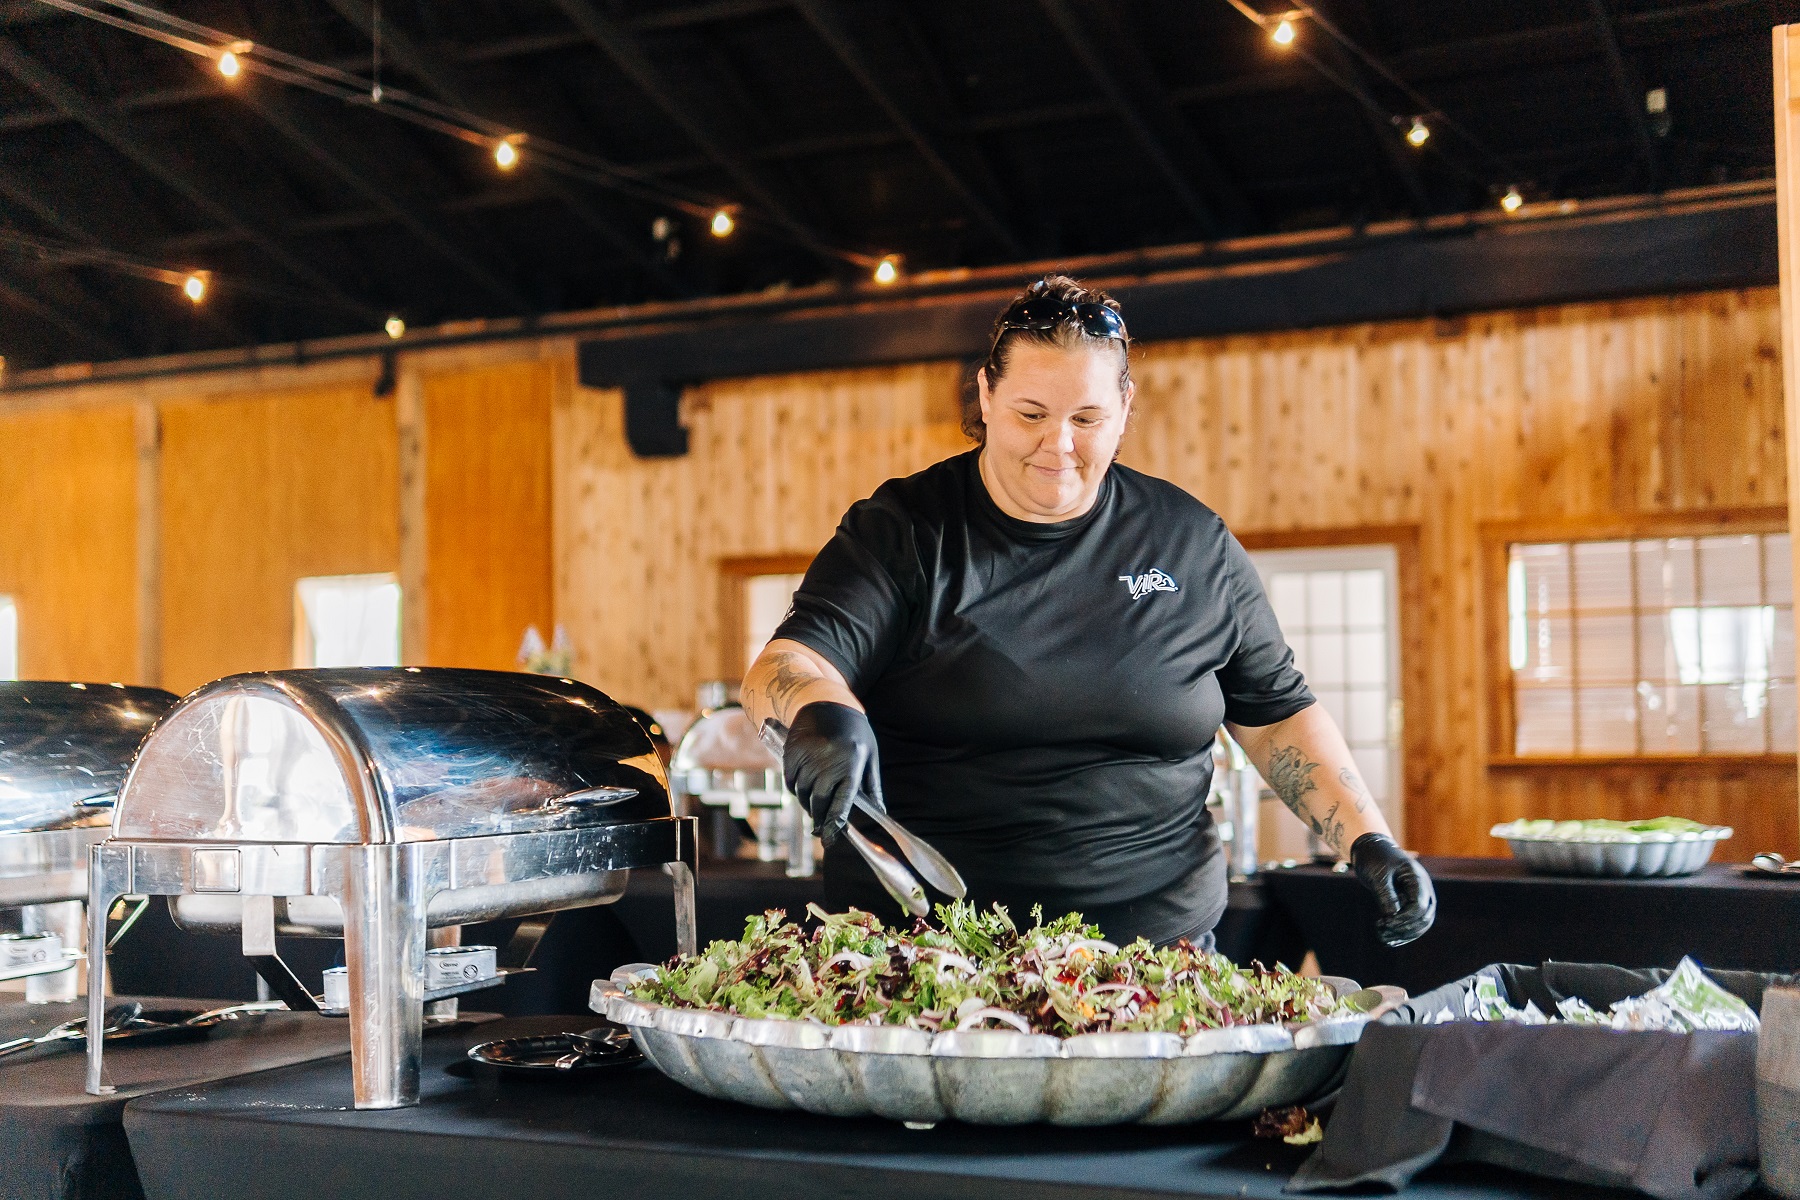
{"left": 742, "top": 638, "right": 863, "bottom": 736}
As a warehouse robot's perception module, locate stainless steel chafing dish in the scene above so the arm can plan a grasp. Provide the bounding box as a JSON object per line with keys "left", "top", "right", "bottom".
{"left": 0, "top": 681, "right": 176, "bottom": 1003}
{"left": 83, "top": 667, "right": 698, "bottom": 1108}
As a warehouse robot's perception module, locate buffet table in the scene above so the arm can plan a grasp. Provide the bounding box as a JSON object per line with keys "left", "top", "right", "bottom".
{"left": 0, "top": 996, "right": 353, "bottom": 1200}
{"left": 1260, "top": 857, "right": 1800, "bottom": 995}
{"left": 123, "top": 1014, "right": 1643, "bottom": 1200}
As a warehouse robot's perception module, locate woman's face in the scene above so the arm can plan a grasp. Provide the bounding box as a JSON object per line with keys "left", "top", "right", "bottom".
{"left": 977, "top": 340, "right": 1132, "bottom": 522}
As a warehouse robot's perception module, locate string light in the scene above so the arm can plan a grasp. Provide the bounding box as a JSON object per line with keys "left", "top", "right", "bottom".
{"left": 872, "top": 256, "right": 900, "bottom": 286}
{"left": 181, "top": 272, "right": 208, "bottom": 303}
{"left": 1500, "top": 187, "right": 1524, "bottom": 213}
{"left": 384, "top": 315, "right": 405, "bottom": 339}
{"left": 493, "top": 136, "right": 520, "bottom": 170}
{"left": 710, "top": 207, "right": 736, "bottom": 238}
{"left": 217, "top": 49, "right": 240, "bottom": 76}
{"left": 1271, "top": 16, "right": 1296, "bottom": 46}
{"left": 1405, "top": 117, "right": 1430, "bottom": 148}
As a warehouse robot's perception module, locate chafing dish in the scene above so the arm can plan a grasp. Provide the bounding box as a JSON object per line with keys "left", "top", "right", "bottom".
{"left": 0, "top": 681, "right": 175, "bottom": 1002}
{"left": 671, "top": 705, "right": 812, "bottom": 875}
{"left": 84, "top": 667, "right": 698, "bottom": 1108}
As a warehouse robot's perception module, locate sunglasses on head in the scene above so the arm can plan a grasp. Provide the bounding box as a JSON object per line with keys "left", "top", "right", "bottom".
{"left": 996, "top": 295, "right": 1127, "bottom": 343}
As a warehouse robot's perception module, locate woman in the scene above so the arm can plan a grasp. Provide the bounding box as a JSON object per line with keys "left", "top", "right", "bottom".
{"left": 743, "top": 276, "right": 1434, "bottom": 948}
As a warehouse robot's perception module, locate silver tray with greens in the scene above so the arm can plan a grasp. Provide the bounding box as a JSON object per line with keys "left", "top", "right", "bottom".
{"left": 1490, "top": 817, "right": 1732, "bottom": 878}
{"left": 590, "top": 903, "right": 1401, "bottom": 1126}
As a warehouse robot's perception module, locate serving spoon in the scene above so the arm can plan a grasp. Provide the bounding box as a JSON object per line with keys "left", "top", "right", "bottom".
{"left": 1752, "top": 852, "right": 1800, "bottom": 876}
{"left": 0, "top": 1002, "right": 142, "bottom": 1060}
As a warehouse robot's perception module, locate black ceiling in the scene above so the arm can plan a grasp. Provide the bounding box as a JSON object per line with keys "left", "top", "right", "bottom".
{"left": 0, "top": 0, "right": 1789, "bottom": 370}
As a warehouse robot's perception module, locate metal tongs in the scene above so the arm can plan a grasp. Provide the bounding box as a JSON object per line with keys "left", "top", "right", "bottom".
{"left": 759, "top": 719, "right": 965, "bottom": 917}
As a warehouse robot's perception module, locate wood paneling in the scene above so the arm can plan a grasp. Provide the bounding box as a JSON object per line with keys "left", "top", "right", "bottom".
{"left": 420, "top": 359, "right": 556, "bottom": 670}
{"left": 557, "top": 362, "right": 965, "bottom": 710}
{"left": 0, "top": 405, "right": 139, "bottom": 681}
{"left": 557, "top": 289, "right": 1792, "bottom": 858}
{"left": 158, "top": 384, "right": 399, "bottom": 694}
{"left": 1123, "top": 289, "right": 1792, "bottom": 857}
{"left": 1775, "top": 23, "right": 1800, "bottom": 864}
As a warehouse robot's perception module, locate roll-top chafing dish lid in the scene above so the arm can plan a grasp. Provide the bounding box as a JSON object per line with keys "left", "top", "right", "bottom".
{"left": 113, "top": 667, "right": 671, "bottom": 844}
{"left": 671, "top": 706, "right": 778, "bottom": 774}
{"left": 0, "top": 682, "right": 177, "bottom": 835}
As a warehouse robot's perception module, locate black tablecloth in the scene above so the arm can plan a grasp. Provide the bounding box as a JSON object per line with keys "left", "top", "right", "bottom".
{"left": 1260, "top": 857, "right": 1800, "bottom": 995}
{"left": 0, "top": 996, "right": 352, "bottom": 1200}
{"left": 123, "top": 1013, "right": 1649, "bottom": 1200}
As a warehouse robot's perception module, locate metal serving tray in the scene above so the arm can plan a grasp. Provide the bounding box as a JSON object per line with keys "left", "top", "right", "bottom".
{"left": 591, "top": 973, "right": 1389, "bottom": 1126}
{"left": 1490, "top": 821, "right": 1732, "bottom": 877}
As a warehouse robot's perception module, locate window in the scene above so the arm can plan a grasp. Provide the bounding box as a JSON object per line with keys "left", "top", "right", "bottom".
{"left": 1507, "top": 533, "right": 1794, "bottom": 756}
{"left": 0, "top": 596, "right": 15, "bottom": 680}
{"left": 742, "top": 573, "right": 806, "bottom": 671}
{"left": 1249, "top": 543, "right": 1405, "bottom": 853}
{"left": 293, "top": 574, "right": 401, "bottom": 668}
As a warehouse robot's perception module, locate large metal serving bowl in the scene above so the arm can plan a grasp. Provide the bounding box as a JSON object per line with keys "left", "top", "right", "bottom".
{"left": 1490, "top": 821, "right": 1732, "bottom": 877}
{"left": 591, "top": 976, "right": 1379, "bottom": 1126}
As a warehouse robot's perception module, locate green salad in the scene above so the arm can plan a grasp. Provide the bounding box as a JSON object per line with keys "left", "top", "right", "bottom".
{"left": 1495, "top": 816, "right": 1716, "bottom": 842}
{"left": 626, "top": 901, "right": 1340, "bottom": 1037}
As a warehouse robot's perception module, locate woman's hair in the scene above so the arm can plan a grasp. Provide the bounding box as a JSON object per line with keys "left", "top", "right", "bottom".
{"left": 965, "top": 274, "right": 1132, "bottom": 444}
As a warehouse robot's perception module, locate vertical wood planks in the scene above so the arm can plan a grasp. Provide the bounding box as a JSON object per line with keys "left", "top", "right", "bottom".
{"left": 1775, "top": 25, "right": 1800, "bottom": 840}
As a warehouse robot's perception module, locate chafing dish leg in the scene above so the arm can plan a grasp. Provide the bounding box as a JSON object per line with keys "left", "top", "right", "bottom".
{"left": 83, "top": 844, "right": 131, "bottom": 1096}
{"left": 664, "top": 860, "right": 697, "bottom": 958}
{"left": 336, "top": 844, "right": 427, "bottom": 1109}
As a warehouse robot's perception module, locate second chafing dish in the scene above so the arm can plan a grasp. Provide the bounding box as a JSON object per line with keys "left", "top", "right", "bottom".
{"left": 0, "top": 681, "right": 176, "bottom": 1002}
{"left": 84, "top": 667, "right": 699, "bottom": 1108}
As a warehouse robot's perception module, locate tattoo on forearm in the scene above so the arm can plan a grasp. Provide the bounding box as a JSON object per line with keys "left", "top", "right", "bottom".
{"left": 1338, "top": 768, "right": 1371, "bottom": 814}
{"left": 1268, "top": 745, "right": 1345, "bottom": 852}
{"left": 761, "top": 651, "right": 819, "bottom": 721}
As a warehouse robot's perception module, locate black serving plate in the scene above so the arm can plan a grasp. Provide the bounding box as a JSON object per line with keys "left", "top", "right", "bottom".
{"left": 460, "top": 1025, "right": 643, "bottom": 1079}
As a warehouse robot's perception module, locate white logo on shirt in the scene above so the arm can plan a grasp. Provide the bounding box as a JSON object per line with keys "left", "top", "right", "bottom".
{"left": 1118, "top": 569, "right": 1180, "bottom": 600}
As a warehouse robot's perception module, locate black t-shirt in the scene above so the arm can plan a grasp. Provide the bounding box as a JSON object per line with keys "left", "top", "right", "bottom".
{"left": 774, "top": 449, "right": 1312, "bottom": 944}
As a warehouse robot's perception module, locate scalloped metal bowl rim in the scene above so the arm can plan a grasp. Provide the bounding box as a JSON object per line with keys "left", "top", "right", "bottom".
{"left": 1488, "top": 822, "right": 1734, "bottom": 843}
{"left": 592, "top": 983, "right": 1371, "bottom": 1060}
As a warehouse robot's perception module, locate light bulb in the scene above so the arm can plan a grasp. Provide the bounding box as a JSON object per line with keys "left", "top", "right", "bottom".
{"left": 710, "top": 208, "right": 735, "bottom": 238}
{"left": 873, "top": 256, "right": 899, "bottom": 286}
{"left": 1501, "top": 187, "right": 1523, "bottom": 213}
{"left": 1271, "top": 18, "right": 1295, "bottom": 46}
{"left": 1406, "top": 117, "right": 1429, "bottom": 147}
{"left": 385, "top": 315, "right": 405, "bottom": 339}
{"left": 494, "top": 138, "right": 519, "bottom": 170}
{"left": 182, "top": 273, "right": 207, "bottom": 303}
{"left": 218, "top": 50, "right": 241, "bottom": 78}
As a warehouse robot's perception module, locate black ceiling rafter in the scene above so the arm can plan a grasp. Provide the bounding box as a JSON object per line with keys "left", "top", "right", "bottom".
{"left": 316, "top": 0, "right": 692, "bottom": 300}
{"left": 233, "top": 79, "right": 534, "bottom": 316}
{"left": 1303, "top": 0, "right": 1432, "bottom": 219}
{"left": 1032, "top": 0, "right": 1251, "bottom": 239}
{"left": 1586, "top": 0, "right": 1660, "bottom": 186}
{"left": 544, "top": 0, "right": 848, "bottom": 269}
{"left": 0, "top": 267, "right": 125, "bottom": 358}
{"left": 0, "top": 37, "right": 384, "bottom": 326}
{"left": 786, "top": 0, "right": 1024, "bottom": 258}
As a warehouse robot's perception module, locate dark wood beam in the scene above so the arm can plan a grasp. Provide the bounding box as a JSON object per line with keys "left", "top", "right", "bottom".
{"left": 787, "top": 0, "right": 1023, "bottom": 256}
{"left": 545, "top": 0, "right": 847, "bottom": 267}
{"left": 317, "top": 0, "right": 691, "bottom": 299}
{"left": 235, "top": 80, "right": 534, "bottom": 314}
{"left": 0, "top": 39, "right": 383, "bottom": 325}
{"left": 1032, "top": 0, "right": 1249, "bottom": 237}
{"left": 1586, "top": 0, "right": 1660, "bottom": 184}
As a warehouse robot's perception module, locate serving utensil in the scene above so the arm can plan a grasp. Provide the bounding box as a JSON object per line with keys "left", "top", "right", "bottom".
{"left": 845, "top": 824, "right": 929, "bottom": 917}
{"left": 0, "top": 1001, "right": 141, "bottom": 1060}
{"left": 1753, "top": 853, "right": 1800, "bottom": 876}
{"left": 854, "top": 798, "right": 965, "bottom": 899}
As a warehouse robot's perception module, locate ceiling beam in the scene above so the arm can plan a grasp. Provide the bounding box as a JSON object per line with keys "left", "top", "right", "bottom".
{"left": 1032, "top": 0, "right": 1249, "bottom": 237}
{"left": 787, "top": 0, "right": 1023, "bottom": 257}
{"left": 317, "top": 0, "right": 691, "bottom": 299}
{"left": 545, "top": 0, "right": 847, "bottom": 267}
{"left": 234, "top": 80, "right": 534, "bottom": 315}
{"left": 0, "top": 38, "right": 383, "bottom": 325}
{"left": 1586, "top": 0, "right": 1659, "bottom": 184}
{"left": 0, "top": 266, "right": 126, "bottom": 359}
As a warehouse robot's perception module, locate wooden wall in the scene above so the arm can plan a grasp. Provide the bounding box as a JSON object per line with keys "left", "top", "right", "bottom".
{"left": 555, "top": 288, "right": 1794, "bottom": 858}
{"left": 419, "top": 360, "right": 556, "bottom": 670}
{"left": 158, "top": 383, "right": 400, "bottom": 694}
{"left": 0, "top": 404, "right": 140, "bottom": 681}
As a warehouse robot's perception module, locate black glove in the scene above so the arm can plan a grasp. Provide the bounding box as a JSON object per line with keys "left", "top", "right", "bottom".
{"left": 782, "top": 701, "right": 885, "bottom": 846}
{"left": 1350, "top": 833, "right": 1436, "bottom": 947}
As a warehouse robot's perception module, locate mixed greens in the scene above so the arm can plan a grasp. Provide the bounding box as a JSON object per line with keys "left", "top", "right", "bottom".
{"left": 627, "top": 901, "right": 1341, "bottom": 1037}
{"left": 1493, "top": 817, "right": 1718, "bottom": 843}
